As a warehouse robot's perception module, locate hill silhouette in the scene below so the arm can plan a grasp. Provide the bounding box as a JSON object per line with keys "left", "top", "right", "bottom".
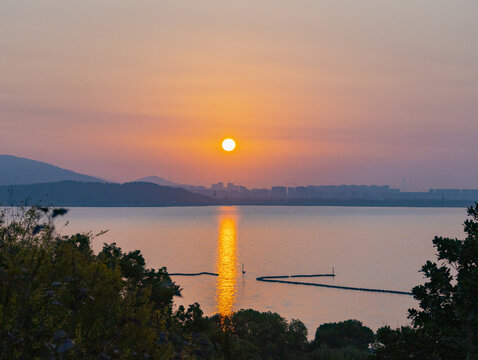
{"left": 0, "top": 181, "right": 214, "bottom": 206}
{"left": 0, "top": 155, "right": 105, "bottom": 185}
{"left": 135, "top": 175, "right": 186, "bottom": 188}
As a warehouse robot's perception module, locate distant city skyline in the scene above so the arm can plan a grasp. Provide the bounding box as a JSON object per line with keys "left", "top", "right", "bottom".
{"left": 1, "top": 154, "right": 478, "bottom": 207}
{"left": 2, "top": 152, "right": 478, "bottom": 192}
{"left": 1, "top": 1, "right": 478, "bottom": 191}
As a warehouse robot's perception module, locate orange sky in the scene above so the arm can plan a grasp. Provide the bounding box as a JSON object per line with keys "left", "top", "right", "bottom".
{"left": 1, "top": 1, "right": 478, "bottom": 190}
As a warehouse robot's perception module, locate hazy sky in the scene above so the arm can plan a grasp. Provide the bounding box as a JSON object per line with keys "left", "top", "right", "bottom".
{"left": 1, "top": 1, "right": 477, "bottom": 190}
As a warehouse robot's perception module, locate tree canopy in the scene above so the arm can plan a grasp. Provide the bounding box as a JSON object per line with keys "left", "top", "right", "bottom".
{"left": 373, "top": 204, "right": 478, "bottom": 360}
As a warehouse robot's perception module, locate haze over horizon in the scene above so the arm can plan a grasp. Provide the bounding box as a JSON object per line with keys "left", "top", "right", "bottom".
{"left": 1, "top": 1, "right": 478, "bottom": 191}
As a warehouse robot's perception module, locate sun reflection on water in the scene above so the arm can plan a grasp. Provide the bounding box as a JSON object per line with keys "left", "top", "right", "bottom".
{"left": 215, "top": 208, "right": 238, "bottom": 319}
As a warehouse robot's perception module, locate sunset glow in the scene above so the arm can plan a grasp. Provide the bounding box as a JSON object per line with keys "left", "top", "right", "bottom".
{"left": 222, "top": 138, "right": 236, "bottom": 152}
{"left": 1, "top": 1, "right": 478, "bottom": 190}
{"left": 2, "top": 1, "right": 478, "bottom": 357}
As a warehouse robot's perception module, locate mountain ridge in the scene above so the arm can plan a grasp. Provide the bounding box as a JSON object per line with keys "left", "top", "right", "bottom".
{"left": 0, "top": 155, "right": 105, "bottom": 185}
{"left": 134, "top": 175, "right": 185, "bottom": 188}
{"left": 0, "top": 181, "right": 214, "bottom": 207}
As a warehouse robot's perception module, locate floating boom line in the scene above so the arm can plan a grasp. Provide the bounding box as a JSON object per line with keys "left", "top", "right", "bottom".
{"left": 256, "top": 274, "right": 413, "bottom": 296}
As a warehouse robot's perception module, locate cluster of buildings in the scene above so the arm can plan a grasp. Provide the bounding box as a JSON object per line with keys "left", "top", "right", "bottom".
{"left": 183, "top": 182, "right": 478, "bottom": 202}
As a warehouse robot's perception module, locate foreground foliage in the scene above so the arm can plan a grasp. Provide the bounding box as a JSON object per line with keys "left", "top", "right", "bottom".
{"left": 372, "top": 204, "right": 478, "bottom": 360}
{"left": 3, "top": 204, "right": 476, "bottom": 359}
{"left": 0, "top": 207, "right": 370, "bottom": 359}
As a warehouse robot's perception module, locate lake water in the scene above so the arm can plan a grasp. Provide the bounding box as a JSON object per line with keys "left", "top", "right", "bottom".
{"left": 62, "top": 206, "right": 465, "bottom": 336}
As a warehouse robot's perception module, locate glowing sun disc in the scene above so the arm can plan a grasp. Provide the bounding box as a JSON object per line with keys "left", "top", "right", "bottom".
{"left": 222, "top": 138, "right": 236, "bottom": 152}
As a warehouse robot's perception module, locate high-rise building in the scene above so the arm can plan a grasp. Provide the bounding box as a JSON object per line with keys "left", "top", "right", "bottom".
{"left": 211, "top": 182, "right": 224, "bottom": 190}
{"left": 271, "top": 186, "right": 287, "bottom": 198}
{"left": 226, "top": 182, "right": 239, "bottom": 191}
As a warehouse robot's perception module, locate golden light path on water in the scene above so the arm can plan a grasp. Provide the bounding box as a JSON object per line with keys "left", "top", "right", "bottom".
{"left": 215, "top": 208, "right": 238, "bottom": 318}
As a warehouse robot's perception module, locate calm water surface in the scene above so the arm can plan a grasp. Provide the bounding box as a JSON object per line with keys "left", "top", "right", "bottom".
{"left": 63, "top": 206, "right": 465, "bottom": 335}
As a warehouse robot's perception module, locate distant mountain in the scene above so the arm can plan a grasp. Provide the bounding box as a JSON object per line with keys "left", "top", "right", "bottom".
{"left": 0, "top": 155, "right": 105, "bottom": 185}
{"left": 0, "top": 181, "right": 214, "bottom": 206}
{"left": 135, "top": 176, "right": 183, "bottom": 188}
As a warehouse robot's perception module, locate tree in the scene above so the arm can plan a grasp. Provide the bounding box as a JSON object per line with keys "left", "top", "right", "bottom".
{"left": 373, "top": 204, "right": 478, "bottom": 359}
{"left": 313, "top": 320, "right": 374, "bottom": 351}
{"left": 0, "top": 207, "right": 184, "bottom": 359}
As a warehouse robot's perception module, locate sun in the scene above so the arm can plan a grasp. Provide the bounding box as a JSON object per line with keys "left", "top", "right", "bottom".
{"left": 222, "top": 138, "right": 236, "bottom": 152}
